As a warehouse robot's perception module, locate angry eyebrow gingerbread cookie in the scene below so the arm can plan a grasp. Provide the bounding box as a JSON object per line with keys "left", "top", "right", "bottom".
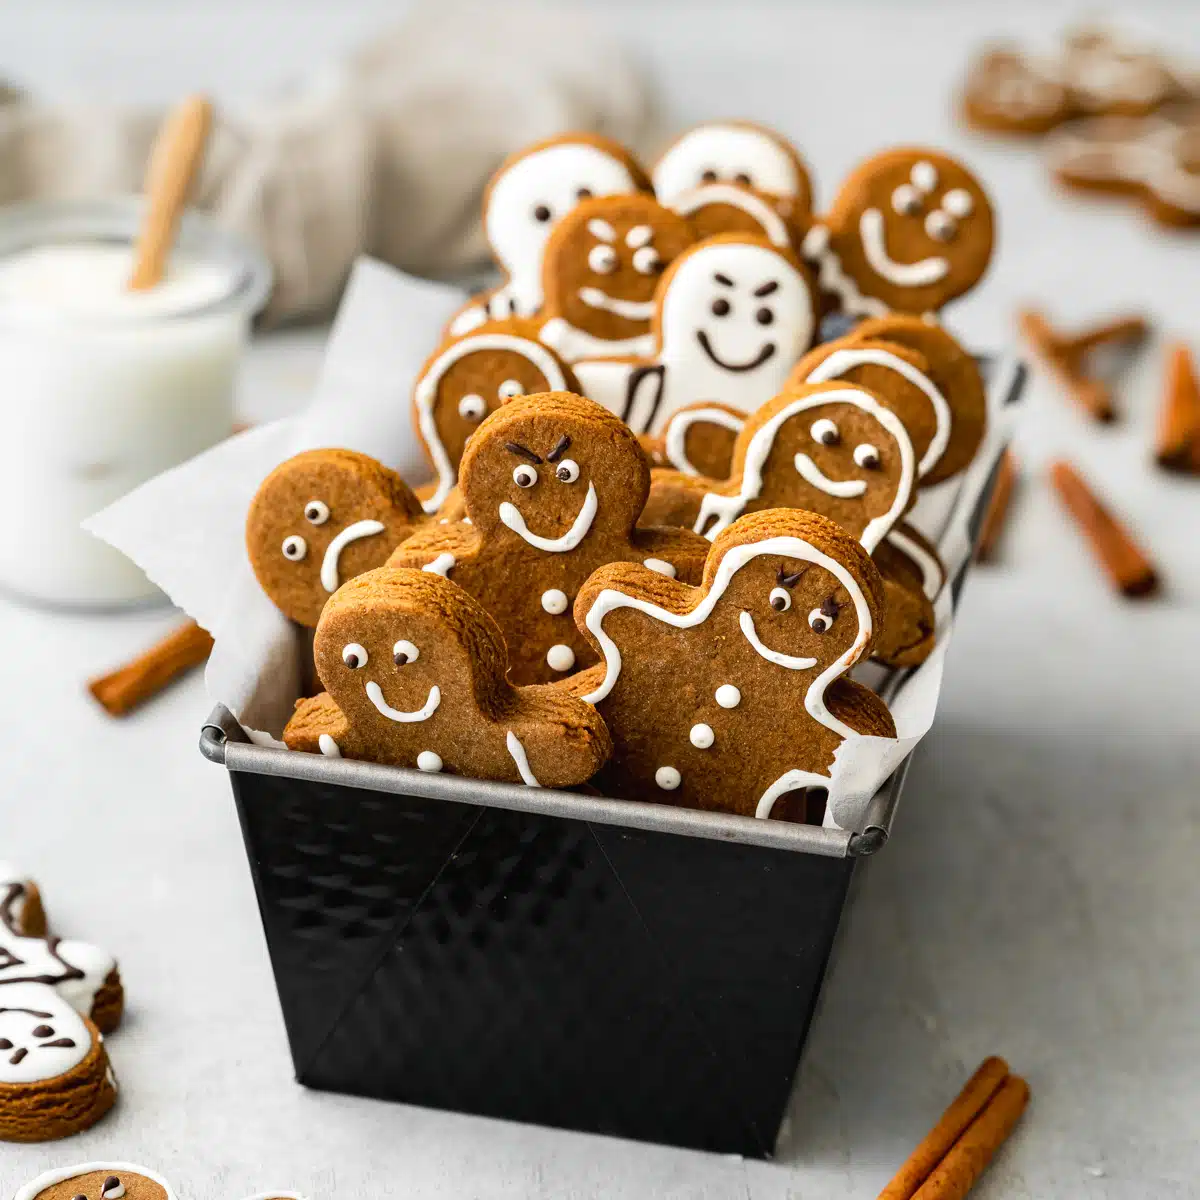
{"left": 572, "top": 508, "right": 895, "bottom": 822}
{"left": 247, "top": 449, "right": 434, "bottom": 627}
{"left": 412, "top": 318, "right": 579, "bottom": 513}
{"left": 538, "top": 194, "right": 696, "bottom": 362}
{"left": 284, "top": 568, "right": 611, "bottom": 786}
{"left": 387, "top": 391, "right": 711, "bottom": 685}
{"left": 803, "top": 147, "right": 995, "bottom": 317}
{"left": 573, "top": 233, "right": 819, "bottom": 435}
{"left": 13, "top": 1165, "right": 177, "bottom": 1200}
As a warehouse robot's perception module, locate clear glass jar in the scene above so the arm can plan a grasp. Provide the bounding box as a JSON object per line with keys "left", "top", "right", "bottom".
{"left": 0, "top": 197, "right": 271, "bottom": 607}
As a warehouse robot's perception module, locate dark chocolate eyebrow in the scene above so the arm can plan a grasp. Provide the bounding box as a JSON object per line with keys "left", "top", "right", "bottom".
{"left": 713, "top": 272, "right": 734, "bottom": 287}
{"left": 546, "top": 434, "right": 572, "bottom": 463}
{"left": 820, "top": 596, "right": 841, "bottom": 618}
{"left": 754, "top": 280, "right": 779, "bottom": 297}
{"left": 504, "top": 441, "right": 542, "bottom": 464}
{"left": 778, "top": 564, "right": 805, "bottom": 588}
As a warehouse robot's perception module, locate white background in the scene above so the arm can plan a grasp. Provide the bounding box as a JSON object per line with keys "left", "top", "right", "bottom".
{"left": 2, "top": 2, "right": 1200, "bottom": 1197}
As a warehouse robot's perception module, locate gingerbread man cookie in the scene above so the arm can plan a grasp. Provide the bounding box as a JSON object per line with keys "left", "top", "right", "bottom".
{"left": 571, "top": 509, "right": 895, "bottom": 820}
{"left": 13, "top": 1167, "right": 177, "bottom": 1200}
{"left": 1061, "top": 24, "right": 1182, "bottom": 118}
{"left": 573, "top": 233, "right": 819, "bottom": 435}
{"left": 651, "top": 400, "right": 748, "bottom": 478}
{"left": 247, "top": 449, "right": 434, "bottom": 628}
{"left": 412, "top": 318, "right": 579, "bottom": 513}
{"left": 1, "top": 866, "right": 123, "bottom": 1142}
{"left": 538, "top": 194, "right": 696, "bottom": 362}
{"left": 960, "top": 47, "right": 1073, "bottom": 136}
{"left": 803, "top": 147, "right": 995, "bottom": 318}
{"left": 447, "top": 133, "right": 650, "bottom": 335}
{"left": 284, "top": 567, "right": 611, "bottom": 786}
{"left": 387, "top": 391, "right": 710, "bottom": 684}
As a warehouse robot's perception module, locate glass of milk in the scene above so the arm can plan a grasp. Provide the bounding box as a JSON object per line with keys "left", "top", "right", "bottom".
{"left": 0, "top": 197, "right": 272, "bottom": 606}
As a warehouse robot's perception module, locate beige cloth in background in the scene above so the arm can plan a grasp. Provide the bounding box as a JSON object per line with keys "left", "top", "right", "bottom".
{"left": 0, "top": 1, "right": 661, "bottom": 325}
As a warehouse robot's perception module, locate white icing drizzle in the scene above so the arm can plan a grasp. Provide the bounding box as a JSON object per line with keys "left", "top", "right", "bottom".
{"left": 422, "top": 552, "right": 456, "bottom": 578}
{"left": 714, "top": 684, "right": 741, "bottom": 708}
{"left": 541, "top": 588, "right": 569, "bottom": 614}
{"left": 858, "top": 208, "right": 950, "bottom": 288}
{"left": 793, "top": 453, "right": 869, "bottom": 498}
{"left": 663, "top": 406, "right": 746, "bottom": 475}
{"left": 800, "top": 224, "right": 889, "bottom": 319}
{"left": 738, "top": 611, "right": 818, "bottom": 669}
{"left": 577, "top": 288, "right": 656, "bottom": 320}
{"left": 546, "top": 644, "right": 576, "bottom": 672}
{"left": 642, "top": 558, "right": 677, "bottom": 578}
{"left": 693, "top": 385, "right": 916, "bottom": 551}
{"left": 319, "top": 520, "right": 386, "bottom": 594}
{"left": 505, "top": 731, "right": 542, "bottom": 786}
{"left": 499, "top": 480, "right": 598, "bottom": 552}
{"left": 14, "top": 1165, "right": 178, "bottom": 1200}
{"left": 364, "top": 681, "right": 441, "bottom": 723}
{"left": 689, "top": 723, "right": 715, "bottom": 749}
{"left": 668, "top": 182, "right": 792, "bottom": 248}
{"left": 318, "top": 734, "right": 341, "bottom": 758}
{"left": 538, "top": 316, "right": 654, "bottom": 363}
{"left": 416, "top": 751, "right": 443, "bottom": 773}
{"left": 885, "top": 527, "right": 944, "bottom": 600}
{"left": 413, "top": 333, "right": 569, "bottom": 513}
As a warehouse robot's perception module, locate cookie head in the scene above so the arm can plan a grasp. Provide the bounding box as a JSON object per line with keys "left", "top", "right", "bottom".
{"left": 658, "top": 235, "right": 817, "bottom": 378}
{"left": 826, "top": 149, "right": 995, "bottom": 313}
{"left": 247, "top": 449, "right": 424, "bottom": 627}
{"left": 15, "top": 1165, "right": 174, "bottom": 1200}
{"left": 412, "top": 321, "right": 575, "bottom": 512}
{"left": 542, "top": 195, "right": 694, "bottom": 341}
{"left": 460, "top": 391, "right": 649, "bottom": 546}
{"left": 0, "top": 985, "right": 92, "bottom": 1086}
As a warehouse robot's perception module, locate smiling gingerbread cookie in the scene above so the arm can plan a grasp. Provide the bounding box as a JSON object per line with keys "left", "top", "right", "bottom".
{"left": 284, "top": 567, "right": 611, "bottom": 786}
{"left": 14, "top": 1164, "right": 177, "bottom": 1200}
{"left": 412, "top": 318, "right": 579, "bottom": 513}
{"left": 387, "top": 391, "right": 710, "bottom": 685}
{"left": 538, "top": 194, "right": 696, "bottom": 362}
{"left": 573, "top": 233, "right": 819, "bottom": 435}
{"left": 570, "top": 508, "right": 895, "bottom": 821}
{"left": 803, "top": 147, "right": 995, "bottom": 318}
{"left": 247, "top": 449, "right": 434, "bottom": 627}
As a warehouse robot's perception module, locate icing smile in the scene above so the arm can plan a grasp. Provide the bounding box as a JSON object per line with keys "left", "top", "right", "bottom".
{"left": 858, "top": 208, "right": 949, "bottom": 287}
{"left": 578, "top": 288, "right": 655, "bottom": 319}
{"left": 793, "top": 453, "right": 868, "bottom": 498}
{"left": 499, "top": 480, "right": 598, "bottom": 552}
{"left": 320, "top": 520, "right": 386, "bottom": 592}
{"left": 739, "top": 610, "right": 817, "bottom": 670}
{"left": 365, "top": 680, "right": 441, "bottom": 723}
{"left": 696, "top": 330, "right": 776, "bottom": 372}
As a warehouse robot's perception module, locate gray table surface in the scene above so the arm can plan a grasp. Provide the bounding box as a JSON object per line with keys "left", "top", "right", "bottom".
{"left": 3, "top": 2, "right": 1199, "bottom": 1197}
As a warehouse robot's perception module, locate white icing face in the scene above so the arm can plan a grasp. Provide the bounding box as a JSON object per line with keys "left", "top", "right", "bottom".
{"left": 654, "top": 124, "right": 803, "bottom": 204}
{"left": 0, "top": 983, "right": 91, "bottom": 1084}
{"left": 485, "top": 142, "right": 640, "bottom": 313}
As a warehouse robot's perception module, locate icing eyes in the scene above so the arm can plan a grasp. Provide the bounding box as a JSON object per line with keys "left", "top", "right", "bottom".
{"left": 811, "top": 418, "right": 840, "bottom": 446}
{"left": 588, "top": 243, "right": 618, "bottom": 274}
{"left": 555, "top": 458, "right": 580, "bottom": 483}
{"left": 393, "top": 639, "right": 419, "bottom": 665}
{"left": 854, "top": 443, "right": 881, "bottom": 468}
{"left": 943, "top": 188, "right": 974, "bottom": 217}
{"left": 891, "top": 184, "right": 923, "bottom": 215}
{"left": 734, "top": 171, "right": 753, "bottom": 187}
{"left": 756, "top": 306, "right": 774, "bottom": 326}
{"left": 576, "top": 187, "right": 593, "bottom": 201}
{"left": 281, "top": 534, "right": 307, "bottom": 561}
{"left": 498, "top": 379, "right": 524, "bottom": 400}
{"left": 458, "top": 393, "right": 486, "bottom": 420}
{"left": 700, "top": 168, "right": 718, "bottom": 183}
{"left": 711, "top": 297, "right": 731, "bottom": 317}
{"left": 925, "top": 210, "right": 957, "bottom": 242}
{"left": 342, "top": 642, "right": 368, "bottom": 669}
{"left": 769, "top": 587, "right": 792, "bottom": 612}
{"left": 533, "top": 203, "right": 552, "bottom": 223}
{"left": 513, "top": 464, "right": 538, "bottom": 488}
{"left": 304, "top": 500, "right": 329, "bottom": 525}
{"left": 808, "top": 607, "right": 833, "bottom": 633}
{"left": 632, "top": 245, "right": 661, "bottom": 274}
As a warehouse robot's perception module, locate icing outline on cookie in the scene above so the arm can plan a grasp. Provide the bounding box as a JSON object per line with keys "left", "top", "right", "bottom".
{"left": 320, "top": 519, "right": 386, "bottom": 593}
{"left": 663, "top": 405, "right": 746, "bottom": 475}
{"left": 669, "top": 182, "right": 792, "bottom": 248}
{"left": 14, "top": 1165, "right": 179, "bottom": 1200}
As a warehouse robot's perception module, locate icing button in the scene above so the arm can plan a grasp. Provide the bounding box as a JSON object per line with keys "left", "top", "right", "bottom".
{"left": 541, "top": 588, "right": 569, "bottom": 615}
{"left": 546, "top": 643, "right": 576, "bottom": 672}
{"left": 416, "top": 750, "right": 443, "bottom": 773}
{"left": 318, "top": 734, "right": 342, "bottom": 757}
{"left": 655, "top": 766, "right": 681, "bottom": 791}
{"left": 689, "top": 723, "right": 715, "bottom": 749}
{"left": 643, "top": 558, "right": 677, "bottom": 578}
{"left": 714, "top": 684, "right": 741, "bottom": 709}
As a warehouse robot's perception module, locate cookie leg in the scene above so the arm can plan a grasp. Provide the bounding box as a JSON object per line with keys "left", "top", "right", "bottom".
{"left": 872, "top": 573, "right": 936, "bottom": 668}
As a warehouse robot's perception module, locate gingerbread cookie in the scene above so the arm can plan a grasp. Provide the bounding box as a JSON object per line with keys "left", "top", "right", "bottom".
{"left": 571, "top": 508, "right": 895, "bottom": 820}
{"left": 1061, "top": 24, "right": 1181, "bottom": 118}
{"left": 412, "top": 318, "right": 579, "bottom": 513}
{"left": 573, "top": 233, "right": 819, "bottom": 435}
{"left": 803, "top": 147, "right": 995, "bottom": 317}
{"left": 652, "top": 120, "right": 813, "bottom": 246}
{"left": 14, "top": 1165, "right": 176, "bottom": 1200}
{"left": 387, "top": 391, "right": 710, "bottom": 684}
{"left": 652, "top": 400, "right": 748, "bottom": 478}
{"left": 284, "top": 567, "right": 611, "bottom": 786}
{"left": 960, "top": 46, "right": 1073, "bottom": 135}
{"left": 247, "top": 449, "right": 434, "bottom": 628}
{"left": 1, "top": 867, "right": 123, "bottom": 1142}
{"left": 447, "top": 133, "right": 650, "bottom": 335}
{"left": 538, "top": 194, "right": 696, "bottom": 362}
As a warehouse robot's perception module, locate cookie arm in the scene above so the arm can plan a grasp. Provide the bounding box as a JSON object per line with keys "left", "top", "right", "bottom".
{"left": 824, "top": 678, "right": 896, "bottom": 739}
{"left": 631, "top": 524, "right": 712, "bottom": 585}
{"left": 500, "top": 688, "right": 613, "bottom": 789}
{"left": 385, "top": 523, "right": 480, "bottom": 573}
{"left": 283, "top": 692, "right": 350, "bottom": 756}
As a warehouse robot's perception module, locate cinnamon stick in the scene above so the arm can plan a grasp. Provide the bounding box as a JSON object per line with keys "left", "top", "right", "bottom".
{"left": 88, "top": 620, "right": 213, "bottom": 717}
{"left": 975, "top": 450, "right": 1018, "bottom": 562}
{"left": 911, "top": 1075, "right": 1030, "bottom": 1200}
{"left": 1155, "top": 342, "right": 1200, "bottom": 473}
{"left": 878, "top": 1056, "right": 1011, "bottom": 1200}
{"left": 1049, "top": 460, "right": 1159, "bottom": 596}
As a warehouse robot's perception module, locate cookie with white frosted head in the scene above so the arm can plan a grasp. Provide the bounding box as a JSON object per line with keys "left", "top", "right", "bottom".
{"left": 571, "top": 508, "right": 894, "bottom": 821}
{"left": 804, "top": 147, "right": 994, "bottom": 317}
{"left": 284, "top": 567, "right": 611, "bottom": 788}
{"left": 247, "top": 449, "right": 433, "bottom": 628}
{"left": 446, "top": 133, "right": 650, "bottom": 335}
{"left": 387, "top": 390, "right": 710, "bottom": 685}
{"left": 412, "top": 318, "right": 579, "bottom": 514}
{"left": 573, "top": 233, "right": 819, "bottom": 436}
{"left": 13, "top": 1165, "right": 175, "bottom": 1200}
{"left": 538, "top": 194, "right": 695, "bottom": 362}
